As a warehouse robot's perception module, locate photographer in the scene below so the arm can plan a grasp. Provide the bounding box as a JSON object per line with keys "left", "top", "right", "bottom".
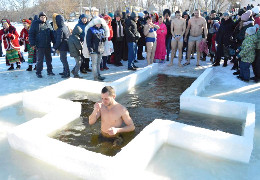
{"left": 86, "top": 20, "right": 106, "bottom": 81}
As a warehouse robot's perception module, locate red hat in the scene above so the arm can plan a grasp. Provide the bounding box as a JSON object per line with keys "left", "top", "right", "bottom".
{"left": 22, "top": 19, "right": 31, "bottom": 24}
{"left": 1, "top": 19, "right": 11, "bottom": 25}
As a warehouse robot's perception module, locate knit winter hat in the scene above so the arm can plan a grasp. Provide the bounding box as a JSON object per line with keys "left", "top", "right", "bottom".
{"left": 108, "top": 12, "right": 114, "bottom": 18}
{"left": 223, "top": 12, "right": 230, "bottom": 17}
{"left": 241, "top": 10, "right": 252, "bottom": 21}
{"left": 1, "top": 19, "right": 11, "bottom": 25}
{"left": 252, "top": 6, "right": 260, "bottom": 14}
{"left": 130, "top": 12, "right": 137, "bottom": 18}
{"left": 39, "top": 12, "right": 47, "bottom": 17}
{"left": 246, "top": 26, "right": 256, "bottom": 35}
{"left": 22, "top": 19, "right": 31, "bottom": 24}
{"left": 138, "top": 12, "right": 145, "bottom": 17}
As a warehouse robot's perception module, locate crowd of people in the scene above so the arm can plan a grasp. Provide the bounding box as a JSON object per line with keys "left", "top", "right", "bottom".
{"left": 0, "top": 5, "right": 260, "bottom": 82}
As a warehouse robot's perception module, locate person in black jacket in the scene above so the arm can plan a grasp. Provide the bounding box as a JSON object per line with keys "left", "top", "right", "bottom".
{"left": 29, "top": 12, "right": 55, "bottom": 78}
{"left": 53, "top": 15, "right": 71, "bottom": 78}
{"left": 163, "top": 9, "right": 172, "bottom": 61}
{"left": 86, "top": 21, "right": 106, "bottom": 81}
{"left": 137, "top": 12, "right": 146, "bottom": 60}
{"left": 213, "top": 12, "right": 235, "bottom": 67}
{"left": 111, "top": 12, "right": 125, "bottom": 66}
{"left": 125, "top": 12, "right": 140, "bottom": 70}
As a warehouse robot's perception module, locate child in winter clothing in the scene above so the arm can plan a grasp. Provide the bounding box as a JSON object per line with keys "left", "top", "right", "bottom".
{"left": 20, "top": 19, "right": 35, "bottom": 71}
{"left": 237, "top": 26, "right": 258, "bottom": 82}
{"left": 68, "top": 26, "right": 83, "bottom": 78}
{"left": 0, "top": 19, "right": 21, "bottom": 70}
{"left": 101, "top": 15, "right": 113, "bottom": 71}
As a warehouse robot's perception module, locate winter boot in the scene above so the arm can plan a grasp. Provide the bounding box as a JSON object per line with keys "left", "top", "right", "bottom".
{"left": 16, "top": 62, "right": 21, "bottom": 69}
{"left": 26, "top": 65, "right": 33, "bottom": 71}
{"left": 223, "top": 60, "right": 228, "bottom": 67}
{"left": 33, "top": 65, "right": 37, "bottom": 70}
{"left": 8, "top": 64, "right": 14, "bottom": 70}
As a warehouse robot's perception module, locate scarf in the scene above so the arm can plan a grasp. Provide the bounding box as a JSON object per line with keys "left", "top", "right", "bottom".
{"left": 117, "top": 21, "right": 124, "bottom": 38}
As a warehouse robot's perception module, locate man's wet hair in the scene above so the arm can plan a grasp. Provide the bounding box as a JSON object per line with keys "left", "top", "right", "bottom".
{"left": 102, "top": 86, "right": 115, "bottom": 96}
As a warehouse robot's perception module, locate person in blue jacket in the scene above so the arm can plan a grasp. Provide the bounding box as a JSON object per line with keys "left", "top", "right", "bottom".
{"left": 29, "top": 12, "right": 55, "bottom": 78}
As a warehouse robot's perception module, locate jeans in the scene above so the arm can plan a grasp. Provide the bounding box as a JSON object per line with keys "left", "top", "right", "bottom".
{"left": 36, "top": 47, "right": 53, "bottom": 74}
{"left": 128, "top": 42, "right": 137, "bottom": 68}
{"left": 166, "top": 36, "right": 171, "bottom": 60}
{"left": 101, "top": 56, "right": 108, "bottom": 68}
{"left": 239, "top": 61, "right": 251, "bottom": 80}
{"left": 60, "top": 51, "right": 70, "bottom": 75}
{"left": 91, "top": 53, "right": 102, "bottom": 79}
{"left": 72, "top": 56, "right": 82, "bottom": 75}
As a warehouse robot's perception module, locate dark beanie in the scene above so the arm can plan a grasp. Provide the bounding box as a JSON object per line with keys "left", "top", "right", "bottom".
{"left": 130, "top": 12, "right": 137, "bottom": 18}
{"left": 163, "top": 9, "right": 171, "bottom": 16}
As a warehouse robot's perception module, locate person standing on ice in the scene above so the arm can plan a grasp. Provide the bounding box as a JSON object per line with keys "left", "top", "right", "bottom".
{"left": 29, "top": 12, "right": 55, "bottom": 78}
{"left": 19, "top": 19, "right": 35, "bottom": 71}
{"left": 53, "top": 14, "right": 71, "bottom": 78}
{"left": 0, "top": 19, "right": 21, "bottom": 70}
{"left": 74, "top": 14, "right": 92, "bottom": 74}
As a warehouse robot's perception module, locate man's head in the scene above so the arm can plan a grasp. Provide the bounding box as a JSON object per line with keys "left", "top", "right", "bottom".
{"left": 101, "top": 86, "right": 116, "bottom": 107}
{"left": 175, "top": 11, "right": 181, "bottom": 19}
{"left": 194, "top": 9, "right": 201, "bottom": 18}
{"left": 211, "top": 10, "right": 216, "bottom": 18}
{"left": 39, "top": 12, "right": 47, "bottom": 22}
{"left": 163, "top": 9, "right": 171, "bottom": 19}
{"left": 22, "top": 19, "right": 31, "bottom": 28}
{"left": 1, "top": 19, "right": 10, "bottom": 29}
{"left": 114, "top": 11, "right": 122, "bottom": 21}
{"left": 130, "top": 12, "right": 138, "bottom": 21}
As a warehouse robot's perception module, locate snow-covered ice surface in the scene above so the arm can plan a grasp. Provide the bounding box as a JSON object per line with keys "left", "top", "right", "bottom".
{"left": 1, "top": 23, "right": 260, "bottom": 179}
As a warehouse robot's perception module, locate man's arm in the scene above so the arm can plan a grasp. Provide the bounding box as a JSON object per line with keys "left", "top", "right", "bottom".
{"left": 170, "top": 20, "right": 175, "bottom": 37}
{"left": 184, "top": 19, "right": 191, "bottom": 40}
{"left": 203, "top": 18, "right": 207, "bottom": 41}
{"left": 181, "top": 19, "right": 186, "bottom": 37}
{"left": 107, "top": 107, "right": 135, "bottom": 136}
{"left": 89, "top": 102, "right": 101, "bottom": 125}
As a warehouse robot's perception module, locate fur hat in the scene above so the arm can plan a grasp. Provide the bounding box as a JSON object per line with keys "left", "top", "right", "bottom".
{"left": 163, "top": 9, "right": 171, "bottom": 16}
{"left": 241, "top": 10, "right": 252, "bottom": 21}
{"left": 246, "top": 26, "right": 256, "bottom": 35}
{"left": 252, "top": 6, "right": 260, "bottom": 14}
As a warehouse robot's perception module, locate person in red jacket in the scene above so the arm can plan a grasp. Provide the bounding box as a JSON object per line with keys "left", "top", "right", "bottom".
{"left": 101, "top": 15, "right": 114, "bottom": 70}
{"left": 20, "top": 19, "right": 35, "bottom": 71}
{"left": 0, "top": 19, "right": 20, "bottom": 70}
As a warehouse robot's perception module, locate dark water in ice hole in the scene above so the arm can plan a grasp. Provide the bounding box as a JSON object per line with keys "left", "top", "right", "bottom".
{"left": 53, "top": 74, "right": 243, "bottom": 156}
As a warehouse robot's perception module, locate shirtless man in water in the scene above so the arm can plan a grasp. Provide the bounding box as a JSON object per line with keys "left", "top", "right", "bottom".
{"left": 184, "top": 9, "right": 207, "bottom": 66}
{"left": 168, "top": 11, "right": 186, "bottom": 67}
{"left": 89, "top": 86, "right": 135, "bottom": 139}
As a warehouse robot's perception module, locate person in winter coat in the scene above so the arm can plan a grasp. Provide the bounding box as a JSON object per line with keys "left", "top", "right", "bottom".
{"left": 0, "top": 19, "right": 21, "bottom": 70}
{"left": 68, "top": 26, "right": 83, "bottom": 78}
{"left": 86, "top": 18, "right": 107, "bottom": 81}
{"left": 232, "top": 10, "right": 254, "bottom": 74}
{"left": 53, "top": 14, "right": 71, "bottom": 78}
{"left": 101, "top": 15, "right": 113, "bottom": 71}
{"left": 20, "top": 19, "right": 35, "bottom": 71}
{"left": 137, "top": 12, "right": 146, "bottom": 60}
{"left": 163, "top": 9, "right": 172, "bottom": 61}
{"left": 125, "top": 12, "right": 141, "bottom": 70}
{"left": 213, "top": 12, "right": 235, "bottom": 67}
{"left": 74, "top": 14, "right": 92, "bottom": 73}
{"left": 29, "top": 12, "right": 55, "bottom": 78}
{"left": 111, "top": 11, "right": 125, "bottom": 66}
{"left": 237, "top": 26, "right": 257, "bottom": 82}
{"left": 154, "top": 16, "right": 167, "bottom": 63}
{"left": 253, "top": 26, "right": 260, "bottom": 83}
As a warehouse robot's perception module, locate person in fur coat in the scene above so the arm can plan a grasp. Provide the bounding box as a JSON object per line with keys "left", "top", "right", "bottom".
{"left": 0, "top": 19, "right": 21, "bottom": 70}
{"left": 83, "top": 17, "right": 110, "bottom": 81}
